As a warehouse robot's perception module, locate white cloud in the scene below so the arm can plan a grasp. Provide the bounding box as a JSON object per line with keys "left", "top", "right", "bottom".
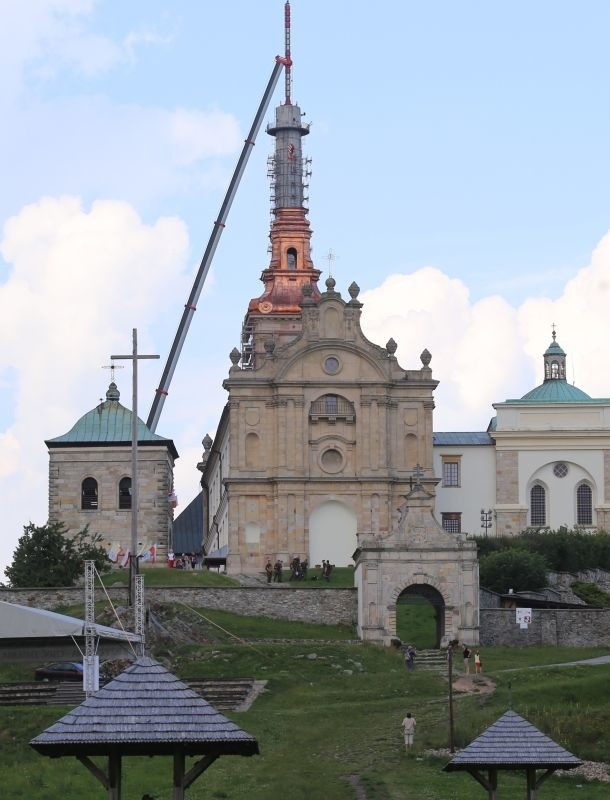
{"left": 168, "top": 108, "right": 242, "bottom": 166}
{"left": 0, "top": 195, "right": 190, "bottom": 575}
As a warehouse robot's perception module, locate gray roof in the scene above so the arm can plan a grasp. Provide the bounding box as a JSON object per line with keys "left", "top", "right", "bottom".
{"left": 172, "top": 491, "right": 203, "bottom": 554}
{"left": 31, "top": 657, "right": 259, "bottom": 757}
{"left": 444, "top": 710, "right": 582, "bottom": 770}
{"left": 433, "top": 432, "right": 494, "bottom": 446}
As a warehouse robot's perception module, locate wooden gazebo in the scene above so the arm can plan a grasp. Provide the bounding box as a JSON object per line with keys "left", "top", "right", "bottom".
{"left": 30, "top": 657, "right": 259, "bottom": 799}
{"left": 443, "top": 710, "right": 581, "bottom": 799}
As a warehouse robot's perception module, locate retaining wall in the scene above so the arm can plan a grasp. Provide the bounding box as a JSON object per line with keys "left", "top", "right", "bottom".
{"left": 480, "top": 608, "right": 610, "bottom": 647}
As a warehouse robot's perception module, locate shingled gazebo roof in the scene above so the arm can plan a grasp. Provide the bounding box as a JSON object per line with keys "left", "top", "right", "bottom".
{"left": 444, "top": 710, "right": 582, "bottom": 771}
{"left": 31, "top": 656, "right": 259, "bottom": 758}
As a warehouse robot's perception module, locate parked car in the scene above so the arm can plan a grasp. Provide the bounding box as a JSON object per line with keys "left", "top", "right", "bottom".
{"left": 34, "top": 661, "right": 84, "bottom": 682}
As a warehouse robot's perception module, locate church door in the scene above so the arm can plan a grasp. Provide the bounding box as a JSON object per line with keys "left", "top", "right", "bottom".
{"left": 308, "top": 501, "right": 357, "bottom": 568}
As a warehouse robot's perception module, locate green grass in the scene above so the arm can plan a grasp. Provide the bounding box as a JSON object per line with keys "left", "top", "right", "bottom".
{"left": 396, "top": 596, "right": 438, "bottom": 648}
{"left": 2, "top": 610, "right": 609, "bottom": 800}
{"left": 100, "top": 567, "right": 239, "bottom": 587}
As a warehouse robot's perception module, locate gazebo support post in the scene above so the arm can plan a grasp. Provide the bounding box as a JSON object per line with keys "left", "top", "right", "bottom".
{"left": 173, "top": 749, "right": 186, "bottom": 800}
{"left": 465, "top": 767, "right": 497, "bottom": 798}
{"left": 108, "top": 752, "right": 122, "bottom": 800}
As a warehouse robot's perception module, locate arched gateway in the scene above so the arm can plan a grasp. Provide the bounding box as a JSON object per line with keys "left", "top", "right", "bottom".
{"left": 397, "top": 584, "right": 446, "bottom": 648}
{"left": 354, "top": 483, "right": 479, "bottom": 646}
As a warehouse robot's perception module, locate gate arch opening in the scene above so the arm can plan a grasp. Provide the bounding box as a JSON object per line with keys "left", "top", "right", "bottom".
{"left": 396, "top": 584, "right": 445, "bottom": 648}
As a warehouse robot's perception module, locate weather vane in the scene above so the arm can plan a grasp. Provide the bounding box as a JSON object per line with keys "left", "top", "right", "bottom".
{"left": 326, "top": 248, "right": 337, "bottom": 278}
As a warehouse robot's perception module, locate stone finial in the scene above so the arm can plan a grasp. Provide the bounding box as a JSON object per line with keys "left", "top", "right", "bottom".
{"left": 302, "top": 283, "right": 313, "bottom": 297}
{"left": 325, "top": 276, "right": 336, "bottom": 291}
{"left": 348, "top": 281, "right": 360, "bottom": 299}
{"left": 106, "top": 382, "right": 120, "bottom": 401}
{"left": 264, "top": 338, "right": 276, "bottom": 354}
{"left": 420, "top": 348, "right": 432, "bottom": 367}
{"left": 386, "top": 338, "right": 397, "bottom": 355}
{"left": 229, "top": 347, "right": 241, "bottom": 366}
{"left": 202, "top": 434, "right": 213, "bottom": 452}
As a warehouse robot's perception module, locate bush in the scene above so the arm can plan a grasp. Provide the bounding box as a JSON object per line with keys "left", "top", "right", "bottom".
{"left": 480, "top": 548, "right": 548, "bottom": 593}
{"left": 473, "top": 529, "right": 610, "bottom": 572}
{"left": 4, "top": 521, "right": 110, "bottom": 587}
{"left": 570, "top": 581, "right": 610, "bottom": 607}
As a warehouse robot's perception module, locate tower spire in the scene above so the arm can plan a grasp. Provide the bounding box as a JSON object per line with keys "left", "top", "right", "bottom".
{"left": 245, "top": 0, "right": 321, "bottom": 335}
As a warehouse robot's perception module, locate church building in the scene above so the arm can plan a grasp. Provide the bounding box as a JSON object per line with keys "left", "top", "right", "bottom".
{"left": 433, "top": 330, "right": 610, "bottom": 536}
{"left": 198, "top": 33, "right": 439, "bottom": 575}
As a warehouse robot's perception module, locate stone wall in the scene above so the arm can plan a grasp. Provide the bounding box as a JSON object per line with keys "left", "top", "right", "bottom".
{"left": 480, "top": 608, "right": 610, "bottom": 647}
{"left": 0, "top": 586, "right": 358, "bottom": 627}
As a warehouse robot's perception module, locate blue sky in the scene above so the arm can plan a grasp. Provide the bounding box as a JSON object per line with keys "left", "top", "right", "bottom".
{"left": 2, "top": 1, "right": 610, "bottom": 574}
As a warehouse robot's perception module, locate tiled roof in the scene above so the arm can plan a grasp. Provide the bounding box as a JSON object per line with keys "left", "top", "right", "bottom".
{"left": 30, "top": 657, "right": 259, "bottom": 757}
{"left": 444, "top": 710, "right": 581, "bottom": 770}
{"left": 172, "top": 492, "right": 203, "bottom": 554}
{"left": 433, "top": 432, "right": 494, "bottom": 446}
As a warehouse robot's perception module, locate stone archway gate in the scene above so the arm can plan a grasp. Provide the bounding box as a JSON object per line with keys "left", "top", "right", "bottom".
{"left": 354, "top": 485, "right": 479, "bottom": 646}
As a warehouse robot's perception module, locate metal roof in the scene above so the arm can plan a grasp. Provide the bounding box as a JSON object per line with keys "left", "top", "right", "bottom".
{"left": 433, "top": 432, "right": 494, "bottom": 446}
{"left": 31, "top": 656, "right": 259, "bottom": 757}
{"left": 444, "top": 710, "right": 582, "bottom": 770}
{"left": 172, "top": 491, "right": 203, "bottom": 554}
{"left": 45, "top": 382, "right": 178, "bottom": 458}
{"left": 517, "top": 379, "right": 593, "bottom": 403}
{"left": 0, "top": 601, "right": 140, "bottom": 643}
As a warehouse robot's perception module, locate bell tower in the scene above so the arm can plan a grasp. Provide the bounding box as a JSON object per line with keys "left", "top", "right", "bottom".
{"left": 242, "top": 1, "right": 321, "bottom": 368}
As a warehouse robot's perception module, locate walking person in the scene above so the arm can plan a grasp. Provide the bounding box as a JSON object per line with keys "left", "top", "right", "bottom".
{"left": 462, "top": 643, "right": 471, "bottom": 675}
{"left": 401, "top": 712, "right": 416, "bottom": 751}
{"left": 474, "top": 648, "right": 482, "bottom": 675}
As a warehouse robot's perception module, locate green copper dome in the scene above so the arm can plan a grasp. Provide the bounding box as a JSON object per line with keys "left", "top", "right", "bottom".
{"left": 46, "top": 383, "right": 178, "bottom": 457}
{"left": 519, "top": 380, "right": 591, "bottom": 402}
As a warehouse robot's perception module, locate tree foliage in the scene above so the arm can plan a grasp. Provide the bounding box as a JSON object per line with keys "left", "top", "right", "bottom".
{"left": 473, "top": 529, "right": 610, "bottom": 572}
{"left": 4, "top": 521, "right": 110, "bottom": 587}
{"left": 479, "top": 548, "right": 548, "bottom": 594}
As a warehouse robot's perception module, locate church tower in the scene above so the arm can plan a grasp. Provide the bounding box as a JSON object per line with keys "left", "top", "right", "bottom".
{"left": 200, "top": 3, "right": 441, "bottom": 577}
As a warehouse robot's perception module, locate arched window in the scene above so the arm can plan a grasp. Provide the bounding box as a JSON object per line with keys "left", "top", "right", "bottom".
{"left": 551, "top": 361, "right": 559, "bottom": 378}
{"left": 576, "top": 483, "right": 593, "bottom": 525}
{"left": 287, "top": 247, "right": 297, "bottom": 269}
{"left": 81, "top": 477, "right": 98, "bottom": 510}
{"left": 530, "top": 484, "right": 546, "bottom": 526}
{"left": 309, "top": 394, "right": 355, "bottom": 422}
{"left": 119, "top": 477, "right": 132, "bottom": 510}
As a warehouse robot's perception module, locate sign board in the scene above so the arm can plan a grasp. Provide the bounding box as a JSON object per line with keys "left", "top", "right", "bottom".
{"left": 516, "top": 608, "right": 532, "bottom": 629}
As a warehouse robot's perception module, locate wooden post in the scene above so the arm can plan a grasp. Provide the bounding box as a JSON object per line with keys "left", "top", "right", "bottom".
{"left": 526, "top": 767, "right": 537, "bottom": 799}
{"left": 488, "top": 767, "right": 497, "bottom": 799}
{"left": 108, "top": 752, "right": 122, "bottom": 800}
{"left": 173, "top": 749, "right": 186, "bottom": 800}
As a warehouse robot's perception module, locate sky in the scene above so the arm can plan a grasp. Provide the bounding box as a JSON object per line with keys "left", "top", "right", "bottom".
{"left": 2, "top": 0, "right": 610, "bottom": 577}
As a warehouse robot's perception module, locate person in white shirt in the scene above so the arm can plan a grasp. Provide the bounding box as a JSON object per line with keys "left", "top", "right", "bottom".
{"left": 401, "top": 712, "right": 416, "bottom": 750}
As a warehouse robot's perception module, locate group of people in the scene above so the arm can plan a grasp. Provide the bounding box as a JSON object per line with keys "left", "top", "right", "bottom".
{"left": 264, "top": 557, "right": 335, "bottom": 583}
{"left": 166, "top": 550, "right": 199, "bottom": 570}
{"left": 461, "top": 644, "right": 483, "bottom": 675}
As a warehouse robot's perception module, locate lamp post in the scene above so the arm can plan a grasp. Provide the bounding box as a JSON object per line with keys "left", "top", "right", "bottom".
{"left": 480, "top": 508, "right": 493, "bottom": 537}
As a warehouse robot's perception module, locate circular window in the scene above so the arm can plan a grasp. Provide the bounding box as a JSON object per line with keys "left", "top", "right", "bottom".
{"left": 323, "top": 356, "right": 340, "bottom": 375}
{"left": 553, "top": 462, "right": 569, "bottom": 478}
{"left": 320, "top": 447, "right": 344, "bottom": 473}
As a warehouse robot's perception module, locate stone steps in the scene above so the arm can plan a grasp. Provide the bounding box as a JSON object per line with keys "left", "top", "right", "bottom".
{"left": 403, "top": 648, "right": 448, "bottom": 671}
{"left": 0, "top": 677, "right": 258, "bottom": 711}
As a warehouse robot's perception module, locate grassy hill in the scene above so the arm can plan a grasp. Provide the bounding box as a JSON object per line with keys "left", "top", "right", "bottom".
{"left": 1, "top": 606, "right": 609, "bottom": 799}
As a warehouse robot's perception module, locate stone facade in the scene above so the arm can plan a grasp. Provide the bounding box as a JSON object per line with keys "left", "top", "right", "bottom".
{"left": 203, "top": 282, "right": 439, "bottom": 575}
{"left": 354, "top": 484, "right": 479, "bottom": 646}
{"left": 48, "top": 444, "right": 174, "bottom": 556}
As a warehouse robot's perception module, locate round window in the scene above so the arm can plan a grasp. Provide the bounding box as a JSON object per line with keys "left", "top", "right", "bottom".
{"left": 320, "top": 448, "right": 343, "bottom": 473}
{"left": 553, "top": 462, "right": 568, "bottom": 478}
{"left": 323, "top": 356, "right": 340, "bottom": 375}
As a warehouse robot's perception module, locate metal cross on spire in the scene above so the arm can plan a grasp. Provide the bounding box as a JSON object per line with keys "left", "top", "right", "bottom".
{"left": 102, "top": 361, "right": 124, "bottom": 382}
{"left": 412, "top": 463, "right": 425, "bottom": 487}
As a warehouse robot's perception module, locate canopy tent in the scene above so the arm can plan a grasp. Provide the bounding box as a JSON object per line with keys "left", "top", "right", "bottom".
{"left": 0, "top": 601, "right": 140, "bottom": 643}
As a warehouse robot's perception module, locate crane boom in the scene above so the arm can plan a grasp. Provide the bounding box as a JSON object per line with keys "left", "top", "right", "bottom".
{"left": 147, "top": 56, "right": 288, "bottom": 432}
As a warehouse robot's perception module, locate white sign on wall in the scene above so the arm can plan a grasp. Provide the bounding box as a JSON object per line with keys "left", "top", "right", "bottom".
{"left": 516, "top": 608, "right": 532, "bottom": 629}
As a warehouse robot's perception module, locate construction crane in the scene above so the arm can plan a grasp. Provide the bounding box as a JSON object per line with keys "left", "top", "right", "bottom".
{"left": 146, "top": 7, "right": 293, "bottom": 431}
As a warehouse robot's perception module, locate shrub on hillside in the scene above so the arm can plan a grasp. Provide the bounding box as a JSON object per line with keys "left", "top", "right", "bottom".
{"left": 570, "top": 580, "right": 610, "bottom": 607}
{"left": 4, "top": 521, "right": 110, "bottom": 587}
{"left": 474, "top": 529, "right": 610, "bottom": 572}
{"left": 479, "top": 548, "right": 548, "bottom": 594}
